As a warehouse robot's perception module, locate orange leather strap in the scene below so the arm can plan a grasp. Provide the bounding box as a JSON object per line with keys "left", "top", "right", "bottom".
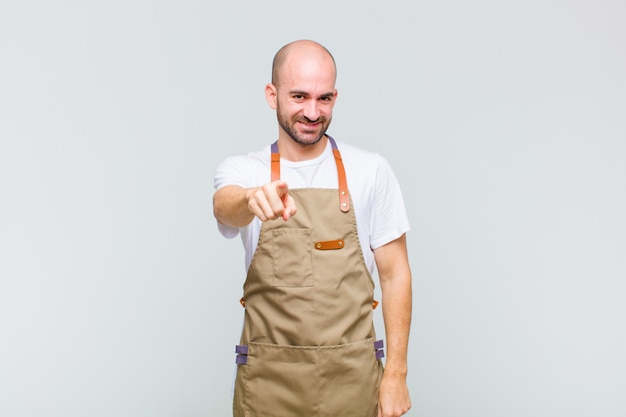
{"left": 314, "top": 239, "right": 345, "bottom": 250}
{"left": 332, "top": 147, "right": 350, "bottom": 213}
{"left": 270, "top": 151, "right": 280, "bottom": 182}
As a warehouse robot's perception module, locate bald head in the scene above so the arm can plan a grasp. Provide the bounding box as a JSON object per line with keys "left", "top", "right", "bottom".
{"left": 271, "top": 40, "right": 337, "bottom": 87}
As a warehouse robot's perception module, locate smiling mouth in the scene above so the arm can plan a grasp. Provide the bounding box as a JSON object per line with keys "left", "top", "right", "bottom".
{"left": 298, "top": 120, "right": 321, "bottom": 129}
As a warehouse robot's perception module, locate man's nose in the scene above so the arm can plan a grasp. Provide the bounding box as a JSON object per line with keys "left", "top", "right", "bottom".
{"left": 302, "top": 100, "right": 320, "bottom": 121}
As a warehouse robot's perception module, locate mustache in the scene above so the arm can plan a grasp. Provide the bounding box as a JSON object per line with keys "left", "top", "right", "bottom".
{"left": 298, "top": 115, "right": 326, "bottom": 124}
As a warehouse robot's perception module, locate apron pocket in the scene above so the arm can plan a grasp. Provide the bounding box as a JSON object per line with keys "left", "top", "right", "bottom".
{"left": 237, "top": 339, "right": 382, "bottom": 417}
{"left": 244, "top": 342, "right": 319, "bottom": 417}
{"left": 272, "top": 228, "right": 313, "bottom": 287}
{"left": 318, "top": 338, "right": 382, "bottom": 417}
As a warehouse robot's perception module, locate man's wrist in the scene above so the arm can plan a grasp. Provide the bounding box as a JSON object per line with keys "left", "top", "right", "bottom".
{"left": 383, "top": 362, "right": 408, "bottom": 378}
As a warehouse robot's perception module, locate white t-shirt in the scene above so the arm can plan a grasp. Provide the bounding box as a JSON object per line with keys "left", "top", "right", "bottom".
{"left": 213, "top": 138, "right": 410, "bottom": 275}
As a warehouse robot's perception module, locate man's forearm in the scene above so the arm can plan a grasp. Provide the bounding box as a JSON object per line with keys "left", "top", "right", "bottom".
{"left": 380, "top": 271, "right": 412, "bottom": 375}
{"left": 374, "top": 234, "right": 412, "bottom": 374}
{"left": 213, "top": 185, "right": 255, "bottom": 228}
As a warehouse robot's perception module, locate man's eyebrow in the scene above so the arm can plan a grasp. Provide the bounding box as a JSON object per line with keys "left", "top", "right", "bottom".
{"left": 288, "top": 90, "right": 335, "bottom": 98}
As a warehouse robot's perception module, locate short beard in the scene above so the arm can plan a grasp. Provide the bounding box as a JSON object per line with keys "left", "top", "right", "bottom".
{"left": 276, "top": 100, "right": 330, "bottom": 146}
{"left": 278, "top": 116, "right": 327, "bottom": 146}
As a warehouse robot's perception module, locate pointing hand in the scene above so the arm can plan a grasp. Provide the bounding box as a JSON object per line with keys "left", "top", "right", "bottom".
{"left": 247, "top": 180, "right": 297, "bottom": 222}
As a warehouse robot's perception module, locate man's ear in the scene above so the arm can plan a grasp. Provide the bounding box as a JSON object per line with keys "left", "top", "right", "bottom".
{"left": 265, "top": 83, "right": 278, "bottom": 109}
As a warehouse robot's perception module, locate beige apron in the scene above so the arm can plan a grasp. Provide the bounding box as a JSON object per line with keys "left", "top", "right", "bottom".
{"left": 233, "top": 137, "right": 384, "bottom": 417}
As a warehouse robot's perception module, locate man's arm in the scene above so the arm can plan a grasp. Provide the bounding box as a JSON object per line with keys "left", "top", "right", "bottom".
{"left": 213, "top": 181, "right": 297, "bottom": 227}
{"left": 374, "top": 233, "right": 412, "bottom": 417}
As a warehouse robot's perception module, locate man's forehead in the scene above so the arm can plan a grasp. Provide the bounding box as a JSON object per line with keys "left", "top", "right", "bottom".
{"left": 279, "top": 57, "right": 336, "bottom": 86}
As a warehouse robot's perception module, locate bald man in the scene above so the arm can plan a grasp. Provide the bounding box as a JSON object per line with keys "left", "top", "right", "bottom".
{"left": 213, "top": 40, "right": 412, "bottom": 417}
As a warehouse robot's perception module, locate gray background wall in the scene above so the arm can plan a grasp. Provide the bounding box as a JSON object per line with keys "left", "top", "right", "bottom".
{"left": 1, "top": 1, "right": 625, "bottom": 416}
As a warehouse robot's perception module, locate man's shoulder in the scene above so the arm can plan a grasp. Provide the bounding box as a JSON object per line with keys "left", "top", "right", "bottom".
{"left": 334, "top": 138, "right": 378, "bottom": 157}
{"left": 218, "top": 145, "right": 270, "bottom": 168}
{"left": 214, "top": 145, "right": 272, "bottom": 189}
{"left": 334, "top": 139, "right": 387, "bottom": 172}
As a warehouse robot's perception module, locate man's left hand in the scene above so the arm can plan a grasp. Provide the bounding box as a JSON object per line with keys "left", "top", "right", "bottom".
{"left": 377, "top": 372, "right": 411, "bottom": 417}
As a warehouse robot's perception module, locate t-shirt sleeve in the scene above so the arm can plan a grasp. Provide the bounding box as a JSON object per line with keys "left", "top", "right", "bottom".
{"left": 214, "top": 155, "right": 256, "bottom": 191}
{"left": 369, "top": 155, "right": 411, "bottom": 249}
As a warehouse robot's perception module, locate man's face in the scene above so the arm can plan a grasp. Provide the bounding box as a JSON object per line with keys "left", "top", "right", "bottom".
{"left": 272, "top": 57, "right": 337, "bottom": 146}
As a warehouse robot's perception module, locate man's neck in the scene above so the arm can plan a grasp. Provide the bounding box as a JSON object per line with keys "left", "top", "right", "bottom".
{"left": 276, "top": 135, "right": 328, "bottom": 162}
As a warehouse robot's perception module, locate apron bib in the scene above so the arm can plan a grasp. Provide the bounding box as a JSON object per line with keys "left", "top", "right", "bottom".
{"left": 233, "top": 137, "right": 384, "bottom": 417}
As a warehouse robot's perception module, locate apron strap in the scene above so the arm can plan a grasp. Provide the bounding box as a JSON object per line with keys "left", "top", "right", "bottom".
{"left": 270, "top": 136, "right": 350, "bottom": 212}
{"left": 271, "top": 142, "right": 280, "bottom": 182}
{"left": 329, "top": 137, "right": 350, "bottom": 212}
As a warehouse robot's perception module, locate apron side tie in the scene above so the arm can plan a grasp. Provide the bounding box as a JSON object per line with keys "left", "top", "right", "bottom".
{"left": 374, "top": 339, "right": 385, "bottom": 359}
{"left": 235, "top": 345, "right": 249, "bottom": 364}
